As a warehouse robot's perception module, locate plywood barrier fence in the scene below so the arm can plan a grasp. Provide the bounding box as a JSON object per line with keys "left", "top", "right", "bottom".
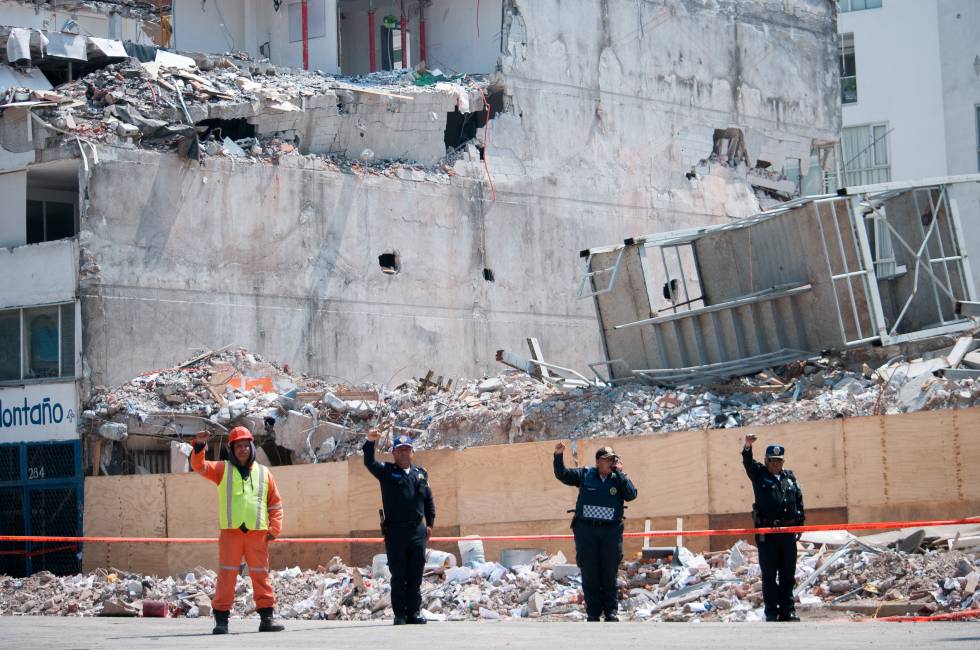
{"left": 83, "top": 407, "right": 980, "bottom": 574}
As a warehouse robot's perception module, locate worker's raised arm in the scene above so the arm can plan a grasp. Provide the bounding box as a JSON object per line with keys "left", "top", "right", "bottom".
{"left": 191, "top": 431, "right": 225, "bottom": 485}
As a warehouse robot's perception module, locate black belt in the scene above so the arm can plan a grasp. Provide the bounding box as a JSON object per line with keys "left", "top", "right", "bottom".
{"left": 574, "top": 517, "right": 622, "bottom": 527}
{"left": 758, "top": 520, "right": 796, "bottom": 528}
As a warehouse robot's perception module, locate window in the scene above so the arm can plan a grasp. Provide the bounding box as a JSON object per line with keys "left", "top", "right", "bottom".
{"left": 841, "top": 123, "right": 891, "bottom": 186}
{"left": 784, "top": 158, "right": 802, "bottom": 195}
{"left": 840, "top": 33, "right": 857, "bottom": 104}
{"left": 288, "top": 0, "right": 327, "bottom": 42}
{"left": 838, "top": 0, "right": 882, "bottom": 12}
{"left": 26, "top": 200, "right": 76, "bottom": 245}
{"left": 0, "top": 303, "right": 76, "bottom": 382}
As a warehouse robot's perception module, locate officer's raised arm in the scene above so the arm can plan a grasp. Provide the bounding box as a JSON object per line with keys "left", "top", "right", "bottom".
{"left": 362, "top": 429, "right": 385, "bottom": 480}
{"left": 742, "top": 432, "right": 764, "bottom": 479}
{"left": 553, "top": 441, "right": 583, "bottom": 486}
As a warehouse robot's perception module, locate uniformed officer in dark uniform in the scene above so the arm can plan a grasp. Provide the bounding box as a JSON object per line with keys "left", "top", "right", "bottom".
{"left": 364, "top": 429, "right": 435, "bottom": 625}
{"left": 742, "top": 432, "right": 805, "bottom": 622}
{"left": 553, "top": 441, "right": 638, "bottom": 622}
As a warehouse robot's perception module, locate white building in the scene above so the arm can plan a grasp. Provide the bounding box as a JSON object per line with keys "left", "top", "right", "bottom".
{"left": 837, "top": 0, "right": 980, "bottom": 291}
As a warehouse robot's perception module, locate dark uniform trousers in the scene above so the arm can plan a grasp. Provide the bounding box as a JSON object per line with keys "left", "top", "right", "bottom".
{"left": 757, "top": 532, "right": 797, "bottom": 619}
{"left": 385, "top": 520, "right": 427, "bottom": 618}
{"left": 573, "top": 519, "right": 624, "bottom": 618}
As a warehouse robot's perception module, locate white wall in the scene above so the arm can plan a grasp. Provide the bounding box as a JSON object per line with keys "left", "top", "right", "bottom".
{"left": 338, "top": 0, "right": 502, "bottom": 75}
{"left": 937, "top": 0, "right": 980, "bottom": 296}
{"left": 839, "top": 0, "right": 948, "bottom": 181}
{"left": 256, "top": 0, "right": 339, "bottom": 72}
{"left": 0, "top": 169, "right": 26, "bottom": 248}
{"left": 0, "top": 0, "right": 149, "bottom": 42}
{"left": 0, "top": 238, "right": 78, "bottom": 309}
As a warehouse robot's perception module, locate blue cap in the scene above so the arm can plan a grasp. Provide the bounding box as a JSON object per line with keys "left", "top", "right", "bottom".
{"left": 393, "top": 434, "right": 414, "bottom": 449}
{"left": 765, "top": 444, "right": 785, "bottom": 459}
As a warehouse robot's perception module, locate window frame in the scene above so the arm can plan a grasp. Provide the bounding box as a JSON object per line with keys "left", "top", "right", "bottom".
{"left": 838, "top": 0, "right": 883, "bottom": 13}
{"left": 0, "top": 302, "right": 77, "bottom": 385}
{"left": 841, "top": 122, "right": 892, "bottom": 187}
{"left": 840, "top": 32, "right": 857, "bottom": 105}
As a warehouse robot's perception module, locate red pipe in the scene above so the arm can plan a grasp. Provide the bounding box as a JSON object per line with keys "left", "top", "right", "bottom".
{"left": 368, "top": 10, "right": 376, "bottom": 72}
{"left": 400, "top": 13, "right": 407, "bottom": 68}
{"left": 301, "top": 0, "right": 309, "bottom": 70}
{"left": 419, "top": 9, "right": 426, "bottom": 64}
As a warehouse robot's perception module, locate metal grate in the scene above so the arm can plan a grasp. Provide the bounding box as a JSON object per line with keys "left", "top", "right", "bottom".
{"left": 0, "top": 445, "right": 20, "bottom": 483}
{"left": 28, "top": 487, "right": 80, "bottom": 576}
{"left": 0, "top": 487, "right": 26, "bottom": 577}
{"left": 25, "top": 442, "right": 76, "bottom": 481}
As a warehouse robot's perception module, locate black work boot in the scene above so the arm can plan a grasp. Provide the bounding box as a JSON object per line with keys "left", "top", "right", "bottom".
{"left": 393, "top": 616, "right": 407, "bottom": 625}
{"left": 406, "top": 612, "right": 427, "bottom": 624}
{"left": 780, "top": 610, "right": 800, "bottom": 622}
{"left": 257, "top": 607, "right": 285, "bottom": 632}
{"left": 212, "top": 610, "right": 230, "bottom": 635}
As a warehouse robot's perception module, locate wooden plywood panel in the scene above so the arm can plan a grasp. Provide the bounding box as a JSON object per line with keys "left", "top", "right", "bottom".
{"left": 842, "top": 414, "right": 887, "bottom": 506}
{"left": 882, "top": 409, "right": 958, "bottom": 503}
{"left": 457, "top": 440, "right": 575, "bottom": 525}
{"left": 707, "top": 419, "right": 845, "bottom": 514}
{"left": 348, "top": 447, "right": 458, "bottom": 531}
{"left": 580, "top": 431, "right": 710, "bottom": 517}
{"left": 164, "top": 472, "right": 219, "bottom": 575}
{"left": 269, "top": 461, "right": 349, "bottom": 536}
{"left": 955, "top": 408, "right": 980, "bottom": 500}
{"left": 82, "top": 475, "right": 168, "bottom": 576}
{"left": 847, "top": 500, "right": 980, "bottom": 526}
{"left": 271, "top": 540, "right": 351, "bottom": 570}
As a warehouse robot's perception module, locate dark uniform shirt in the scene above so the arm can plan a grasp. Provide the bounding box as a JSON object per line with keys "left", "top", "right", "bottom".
{"left": 554, "top": 454, "right": 638, "bottom": 519}
{"left": 363, "top": 440, "right": 435, "bottom": 527}
{"left": 742, "top": 447, "right": 805, "bottom": 526}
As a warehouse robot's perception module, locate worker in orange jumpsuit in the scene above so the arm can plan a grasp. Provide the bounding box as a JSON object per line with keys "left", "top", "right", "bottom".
{"left": 192, "top": 426, "right": 285, "bottom": 634}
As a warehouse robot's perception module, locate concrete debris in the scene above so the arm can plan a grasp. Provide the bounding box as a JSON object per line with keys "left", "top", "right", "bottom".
{"left": 83, "top": 336, "right": 980, "bottom": 466}
{"left": 4, "top": 51, "right": 488, "bottom": 174}
{"left": 3, "top": 545, "right": 977, "bottom": 622}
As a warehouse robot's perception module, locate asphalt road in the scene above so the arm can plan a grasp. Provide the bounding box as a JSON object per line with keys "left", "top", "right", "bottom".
{"left": 1, "top": 617, "right": 979, "bottom": 649}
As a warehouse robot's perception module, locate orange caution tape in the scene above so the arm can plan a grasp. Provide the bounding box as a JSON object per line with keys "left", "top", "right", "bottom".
{"left": 0, "top": 517, "right": 977, "bottom": 545}
{"left": 876, "top": 610, "right": 980, "bottom": 622}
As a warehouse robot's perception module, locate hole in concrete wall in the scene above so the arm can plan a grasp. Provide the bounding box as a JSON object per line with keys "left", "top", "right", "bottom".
{"left": 663, "top": 279, "right": 680, "bottom": 303}
{"left": 379, "top": 252, "right": 400, "bottom": 274}
{"left": 444, "top": 89, "right": 505, "bottom": 151}
{"left": 483, "top": 268, "right": 495, "bottom": 282}
{"left": 194, "top": 118, "right": 256, "bottom": 142}
{"left": 260, "top": 440, "right": 294, "bottom": 466}
{"left": 921, "top": 212, "right": 934, "bottom": 228}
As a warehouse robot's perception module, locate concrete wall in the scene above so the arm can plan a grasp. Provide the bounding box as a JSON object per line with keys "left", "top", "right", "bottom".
{"left": 257, "top": 0, "right": 340, "bottom": 73}
{"left": 0, "top": 0, "right": 148, "bottom": 41}
{"left": 82, "top": 406, "right": 980, "bottom": 574}
{"left": 0, "top": 169, "right": 26, "bottom": 247}
{"left": 172, "top": 0, "right": 246, "bottom": 55}
{"left": 78, "top": 0, "right": 840, "bottom": 389}
{"left": 338, "top": 0, "right": 503, "bottom": 75}
{"left": 0, "top": 238, "right": 77, "bottom": 309}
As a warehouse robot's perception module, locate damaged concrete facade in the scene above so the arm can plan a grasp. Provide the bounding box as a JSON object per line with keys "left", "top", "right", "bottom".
{"left": 0, "top": 0, "right": 842, "bottom": 398}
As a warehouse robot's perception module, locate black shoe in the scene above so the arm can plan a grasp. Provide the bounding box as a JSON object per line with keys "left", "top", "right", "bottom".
{"left": 406, "top": 613, "right": 428, "bottom": 624}
{"left": 765, "top": 615, "right": 779, "bottom": 622}
{"left": 587, "top": 616, "right": 601, "bottom": 622}
{"left": 257, "top": 607, "right": 284, "bottom": 632}
{"left": 779, "top": 611, "right": 800, "bottom": 622}
{"left": 212, "top": 610, "right": 230, "bottom": 635}
{"left": 393, "top": 617, "right": 407, "bottom": 625}
{"left": 604, "top": 614, "right": 620, "bottom": 622}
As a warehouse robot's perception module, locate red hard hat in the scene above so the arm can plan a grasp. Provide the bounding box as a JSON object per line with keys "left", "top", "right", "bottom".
{"left": 228, "top": 426, "right": 254, "bottom": 445}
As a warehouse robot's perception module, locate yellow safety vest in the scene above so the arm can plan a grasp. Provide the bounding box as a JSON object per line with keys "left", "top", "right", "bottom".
{"left": 216, "top": 461, "right": 270, "bottom": 531}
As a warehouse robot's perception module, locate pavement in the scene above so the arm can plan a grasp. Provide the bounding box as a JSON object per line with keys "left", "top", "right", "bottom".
{"left": 2, "top": 617, "right": 979, "bottom": 649}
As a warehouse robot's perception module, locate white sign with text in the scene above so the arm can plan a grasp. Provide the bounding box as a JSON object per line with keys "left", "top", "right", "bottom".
{"left": 0, "top": 382, "right": 79, "bottom": 441}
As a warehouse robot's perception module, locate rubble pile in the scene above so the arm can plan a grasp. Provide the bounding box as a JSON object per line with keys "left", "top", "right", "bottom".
{"left": 84, "top": 333, "right": 980, "bottom": 464}
{"left": 7, "top": 51, "right": 486, "bottom": 174}
{"left": 3, "top": 542, "right": 977, "bottom": 622}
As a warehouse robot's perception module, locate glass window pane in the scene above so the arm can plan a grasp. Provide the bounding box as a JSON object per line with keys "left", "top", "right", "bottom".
{"left": 873, "top": 125, "right": 888, "bottom": 165}
{"left": 26, "top": 200, "right": 44, "bottom": 245}
{"left": 60, "top": 304, "right": 75, "bottom": 378}
{"left": 0, "top": 310, "right": 20, "bottom": 381}
{"left": 852, "top": 0, "right": 867, "bottom": 10}
{"left": 867, "top": 0, "right": 882, "bottom": 8}
{"left": 23, "top": 306, "right": 59, "bottom": 379}
{"left": 45, "top": 202, "right": 75, "bottom": 241}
